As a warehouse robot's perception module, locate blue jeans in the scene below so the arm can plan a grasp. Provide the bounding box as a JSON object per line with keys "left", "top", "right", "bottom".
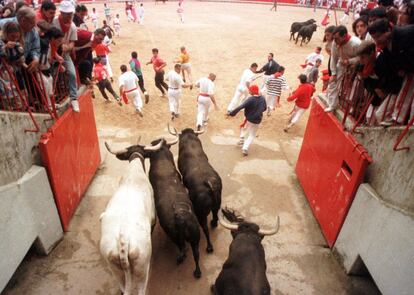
{"left": 64, "top": 54, "right": 78, "bottom": 100}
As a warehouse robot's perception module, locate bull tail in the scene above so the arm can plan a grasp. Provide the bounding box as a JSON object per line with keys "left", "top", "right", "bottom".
{"left": 118, "top": 230, "right": 133, "bottom": 295}
{"left": 205, "top": 179, "right": 220, "bottom": 209}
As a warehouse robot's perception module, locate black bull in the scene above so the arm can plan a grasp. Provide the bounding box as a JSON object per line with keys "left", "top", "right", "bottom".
{"left": 177, "top": 128, "right": 222, "bottom": 253}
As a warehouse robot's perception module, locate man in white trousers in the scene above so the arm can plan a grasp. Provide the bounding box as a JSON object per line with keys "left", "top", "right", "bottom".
{"left": 226, "top": 63, "right": 258, "bottom": 114}
{"left": 195, "top": 73, "right": 218, "bottom": 130}
{"left": 119, "top": 64, "right": 144, "bottom": 117}
{"left": 166, "top": 64, "right": 192, "bottom": 120}
{"left": 229, "top": 85, "right": 267, "bottom": 156}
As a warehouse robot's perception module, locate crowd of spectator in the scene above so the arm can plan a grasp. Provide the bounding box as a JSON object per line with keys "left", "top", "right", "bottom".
{"left": 0, "top": 0, "right": 108, "bottom": 113}
{"left": 323, "top": 0, "right": 414, "bottom": 126}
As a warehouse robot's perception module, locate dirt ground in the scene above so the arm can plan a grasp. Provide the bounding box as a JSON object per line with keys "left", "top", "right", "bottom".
{"left": 3, "top": 2, "right": 380, "bottom": 295}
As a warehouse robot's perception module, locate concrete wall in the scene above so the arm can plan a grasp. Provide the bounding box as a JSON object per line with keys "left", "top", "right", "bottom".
{"left": 0, "top": 165, "right": 63, "bottom": 292}
{"left": 0, "top": 111, "right": 54, "bottom": 186}
{"left": 354, "top": 127, "right": 414, "bottom": 215}
{"left": 334, "top": 184, "right": 414, "bottom": 295}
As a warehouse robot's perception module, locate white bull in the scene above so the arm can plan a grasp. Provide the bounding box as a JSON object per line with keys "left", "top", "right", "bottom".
{"left": 100, "top": 142, "right": 160, "bottom": 295}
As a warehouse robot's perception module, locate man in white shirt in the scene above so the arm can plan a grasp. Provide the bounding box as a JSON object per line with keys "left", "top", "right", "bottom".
{"left": 166, "top": 64, "right": 192, "bottom": 120}
{"left": 118, "top": 64, "right": 144, "bottom": 117}
{"left": 227, "top": 63, "right": 258, "bottom": 114}
{"left": 195, "top": 73, "right": 218, "bottom": 130}
{"left": 52, "top": 1, "right": 79, "bottom": 112}
{"left": 302, "top": 46, "right": 324, "bottom": 76}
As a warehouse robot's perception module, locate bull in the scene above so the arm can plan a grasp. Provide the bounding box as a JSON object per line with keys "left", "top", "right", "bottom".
{"left": 145, "top": 137, "right": 202, "bottom": 278}
{"left": 100, "top": 140, "right": 162, "bottom": 295}
{"left": 169, "top": 125, "right": 222, "bottom": 253}
{"left": 289, "top": 18, "right": 316, "bottom": 41}
{"left": 296, "top": 23, "right": 318, "bottom": 46}
{"left": 211, "top": 208, "right": 280, "bottom": 295}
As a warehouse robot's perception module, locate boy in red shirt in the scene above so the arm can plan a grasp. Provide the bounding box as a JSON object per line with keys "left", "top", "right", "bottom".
{"left": 93, "top": 57, "right": 120, "bottom": 104}
{"left": 284, "top": 74, "right": 315, "bottom": 132}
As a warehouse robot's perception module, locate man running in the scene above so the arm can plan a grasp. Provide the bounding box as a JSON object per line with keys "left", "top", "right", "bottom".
{"left": 146, "top": 48, "right": 168, "bottom": 97}
{"left": 227, "top": 63, "right": 258, "bottom": 114}
{"left": 228, "top": 85, "right": 267, "bottom": 156}
{"left": 118, "top": 64, "right": 144, "bottom": 117}
{"left": 195, "top": 73, "right": 218, "bottom": 130}
{"left": 174, "top": 46, "right": 192, "bottom": 83}
{"left": 166, "top": 64, "right": 192, "bottom": 120}
{"left": 129, "top": 51, "right": 149, "bottom": 103}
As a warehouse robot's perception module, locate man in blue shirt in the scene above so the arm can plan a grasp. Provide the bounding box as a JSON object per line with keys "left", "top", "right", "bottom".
{"left": 229, "top": 84, "right": 267, "bottom": 156}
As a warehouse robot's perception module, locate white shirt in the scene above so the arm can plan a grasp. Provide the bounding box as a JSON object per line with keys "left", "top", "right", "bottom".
{"left": 196, "top": 77, "right": 214, "bottom": 95}
{"left": 138, "top": 7, "right": 145, "bottom": 16}
{"left": 118, "top": 71, "right": 139, "bottom": 92}
{"left": 91, "top": 12, "right": 98, "bottom": 21}
{"left": 52, "top": 18, "right": 77, "bottom": 43}
{"left": 306, "top": 52, "right": 324, "bottom": 64}
{"left": 167, "top": 70, "right": 184, "bottom": 89}
{"left": 113, "top": 17, "right": 120, "bottom": 26}
{"left": 238, "top": 69, "right": 255, "bottom": 90}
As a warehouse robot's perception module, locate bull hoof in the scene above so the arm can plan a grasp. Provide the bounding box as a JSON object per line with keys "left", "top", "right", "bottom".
{"left": 193, "top": 269, "right": 202, "bottom": 279}
{"left": 210, "top": 219, "right": 218, "bottom": 228}
{"left": 206, "top": 245, "right": 214, "bottom": 253}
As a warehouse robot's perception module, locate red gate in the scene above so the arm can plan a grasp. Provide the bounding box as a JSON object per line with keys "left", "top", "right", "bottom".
{"left": 39, "top": 91, "right": 100, "bottom": 231}
{"left": 296, "top": 98, "right": 372, "bottom": 247}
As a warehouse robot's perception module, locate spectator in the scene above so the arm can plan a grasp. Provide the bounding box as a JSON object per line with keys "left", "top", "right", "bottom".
{"left": 36, "top": 0, "right": 56, "bottom": 24}
{"left": 368, "top": 7, "right": 387, "bottom": 25}
{"left": 229, "top": 84, "right": 267, "bottom": 157}
{"left": 93, "top": 57, "right": 120, "bottom": 103}
{"left": 307, "top": 59, "right": 322, "bottom": 85}
{"left": 73, "top": 4, "right": 88, "bottom": 29}
{"left": 52, "top": 0, "right": 79, "bottom": 112}
{"left": 0, "top": 21, "right": 26, "bottom": 69}
{"left": 284, "top": 74, "right": 315, "bottom": 132}
{"left": 325, "top": 25, "right": 361, "bottom": 112}
{"left": 1, "top": 3, "right": 14, "bottom": 19}
{"left": 352, "top": 17, "right": 372, "bottom": 40}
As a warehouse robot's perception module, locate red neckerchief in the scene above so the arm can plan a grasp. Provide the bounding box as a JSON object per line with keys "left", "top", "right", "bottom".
{"left": 361, "top": 62, "right": 375, "bottom": 78}
{"left": 58, "top": 15, "right": 71, "bottom": 34}
{"left": 339, "top": 34, "right": 351, "bottom": 47}
{"left": 274, "top": 72, "right": 282, "bottom": 78}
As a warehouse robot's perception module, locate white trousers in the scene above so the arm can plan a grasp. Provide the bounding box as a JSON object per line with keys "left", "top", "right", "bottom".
{"left": 197, "top": 95, "right": 211, "bottom": 127}
{"left": 41, "top": 73, "right": 53, "bottom": 106}
{"left": 392, "top": 76, "right": 414, "bottom": 124}
{"left": 227, "top": 85, "right": 248, "bottom": 112}
{"left": 326, "top": 65, "right": 344, "bottom": 108}
{"left": 261, "top": 74, "right": 271, "bottom": 95}
{"left": 266, "top": 94, "right": 277, "bottom": 110}
{"left": 240, "top": 121, "right": 259, "bottom": 151}
{"left": 139, "top": 14, "right": 144, "bottom": 24}
{"left": 168, "top": 89, "right": 181, "bottom": 114}
{"left": 126, "top": 89, "right": 142, "bottom": 111}
{"left": 289, "top": 106, "right": 306, "bottom": 125}
{"left": 375, "top": 94, "right": 397, "bottom": 123}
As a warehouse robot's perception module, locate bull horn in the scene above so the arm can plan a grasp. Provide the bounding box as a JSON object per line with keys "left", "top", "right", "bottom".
{"left": 136, "top": 136, "right": 141, "bottom": 145}
{"left": 167, "top": 123, "right": 179, "bottom": 136}
{"left": 218, "top": 210, "right": 239, "bottom": 231}
{"left": 105, "top": 142, "right": 128, "bottom": 155}
{"left": 194, "top": 127, "right": 205, "bottom": 135}
{"left": 144, "top": 140, "right": 163, "bottom": 151}
{"left": 166, "top": 136, "right": 179, "bottom": 146}
{"left": 258, "top": 215, "right": 280, "bottom": 236}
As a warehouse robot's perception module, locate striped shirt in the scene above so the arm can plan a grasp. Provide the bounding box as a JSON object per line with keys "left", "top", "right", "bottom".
{"left": 265, "top": 75, "right": 287, "bottom": 96}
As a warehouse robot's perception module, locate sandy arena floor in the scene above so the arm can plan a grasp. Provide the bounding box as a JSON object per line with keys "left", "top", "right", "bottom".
{"left": 3, "top": 2, "right": 380, "bottom": 295}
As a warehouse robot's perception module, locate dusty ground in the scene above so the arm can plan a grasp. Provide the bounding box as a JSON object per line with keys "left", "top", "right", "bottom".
{"left": 3, "top": 2, "right": 380, "bottom": 295}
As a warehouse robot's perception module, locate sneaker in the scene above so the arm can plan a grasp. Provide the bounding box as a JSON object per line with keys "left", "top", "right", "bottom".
{"left": 189, "top": 84, "right": 193, "bottom": 90}
{"left": 144, "top": 92, "right": 150, "bottom": 104}
{"left": 175, "top": 113, "right": 180, "bottom": 118}
{"left": 283, "top": 127, "right": 288, "bottom": 133}
{"left": 324, "top": 106, "right": 335, "bottom": 113}
{"left": 161, "top": 93, "right": 166, "bottom": 98}
{"left": 115, "top": 97, "right": 122, "bottom": 106}
{"left": 267, "top": 108, "right": 271, "bottom": 116}
{"left": 136, "top": 109, "right": 144, "bottom": 117}
{"left": 242, "top": 149, "right": 248, "bottom": 156}
{"left": 380, "top": 120, "right": 394, "bottom": 127}
{"left": 110, "top": 77, "right": 114, "bottom": 83}
{"left": 196, "top": 124, "right": 202, "bottom": 131}
{"left": 237, "top": 139, "right": 244, "bottom": 146}
{"left": 71, "top": 100, "right": 80, "bottom": 112}
{"left": 171, "top": 112, "right": 175, "bottom": 121}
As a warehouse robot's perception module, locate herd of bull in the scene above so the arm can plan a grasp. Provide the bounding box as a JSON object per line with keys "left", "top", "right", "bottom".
{"left": 99, "top": 125, "right": 280, "bottom": 295}
{"left": 290, "top": 18, "right": 318, "bottom": 46}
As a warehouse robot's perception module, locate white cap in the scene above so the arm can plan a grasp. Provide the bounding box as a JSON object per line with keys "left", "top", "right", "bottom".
{"left": 59, "top": 1, "right": 75, "bottom": 13}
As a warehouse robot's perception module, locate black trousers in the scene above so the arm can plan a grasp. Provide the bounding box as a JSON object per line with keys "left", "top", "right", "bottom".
{"left": 137, "top": 74, "right": 146, "bottom": 93}
{"left": 154, "top": 71, "right": 168, "bottom": 94}
{"left": 97, "top": 79, "right": 118, "bottom": 100}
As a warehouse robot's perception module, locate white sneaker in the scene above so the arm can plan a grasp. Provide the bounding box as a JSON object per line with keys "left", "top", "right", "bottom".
{"left": 242, "top": 149, "right": 248, "bottom": 156}
{"left": 237, "top": 139, "right": 244, "bottom": 146}
{"left": 136, "top": 109, "right": 144, "bottom": 117}
{"left": 71, "top": 100, "right": 80, "bottom": 112}
{"left": 324, "top": 106, "right": 335, "bottom": 113}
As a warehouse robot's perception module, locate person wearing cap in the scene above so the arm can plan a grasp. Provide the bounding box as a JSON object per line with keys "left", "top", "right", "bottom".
{"left": 227, "top": 63, "right": 258, "bottom": 114}
{"left": 52, "top": 0, "right": 79, "bottom": 112}
{"left": 284, "top": 74, "right": 315, "bottom": 132}
{"left": 228, "top": 84, "right": 267, "bottom": 156}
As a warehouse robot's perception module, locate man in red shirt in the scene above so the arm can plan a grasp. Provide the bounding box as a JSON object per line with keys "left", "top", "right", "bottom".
{"left": 93, "top": 57, "right": 120, "bottom": 103}
{"left": 284, "top": 74, "right": 315, "bottom": 132}
{"left": 146, "top": 48, "right": 168, "bottom": 97}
